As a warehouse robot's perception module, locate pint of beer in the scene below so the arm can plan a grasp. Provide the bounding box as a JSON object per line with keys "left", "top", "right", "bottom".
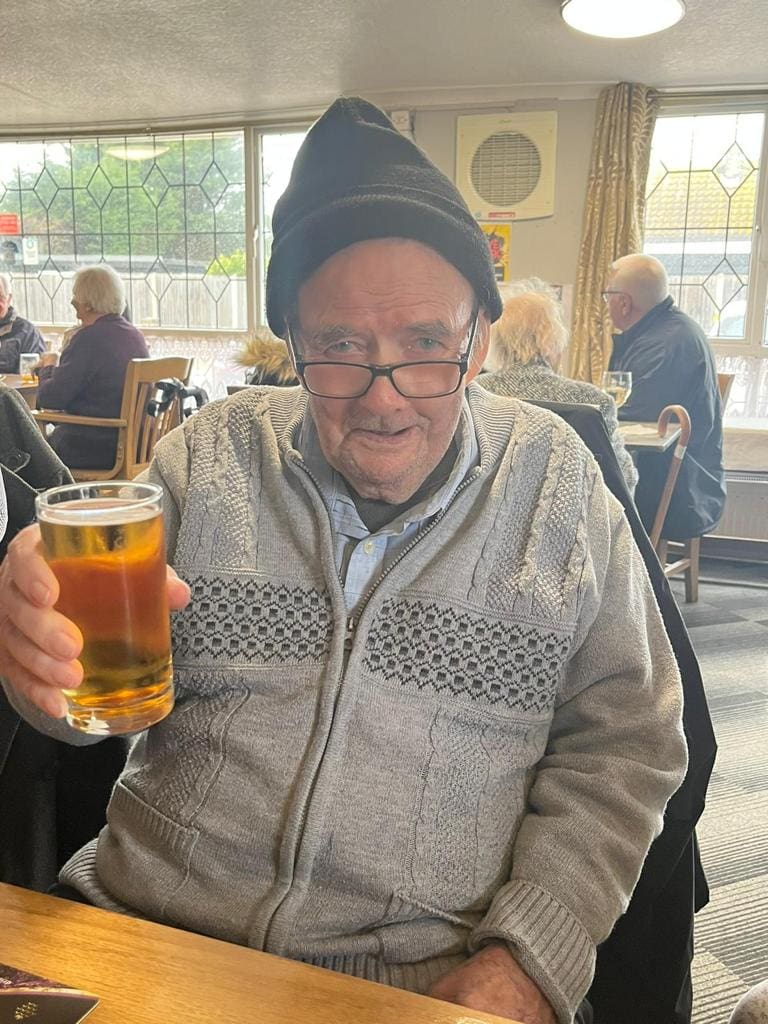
{"left": 35, "top": 481, "right": 173, "bottom": 735}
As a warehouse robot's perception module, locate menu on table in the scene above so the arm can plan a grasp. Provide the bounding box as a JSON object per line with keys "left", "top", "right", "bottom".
{"left": 0, "top": 962, "right": 98, "bottom": 1024}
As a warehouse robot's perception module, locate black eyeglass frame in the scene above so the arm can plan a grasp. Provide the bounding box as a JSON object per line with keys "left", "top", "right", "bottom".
{"left": 286, "top": 307, "right": 480, "bottom": 400}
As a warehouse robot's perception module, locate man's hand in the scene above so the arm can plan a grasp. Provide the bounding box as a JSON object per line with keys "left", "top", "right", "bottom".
{"left": 36, "top": 353, "right": 59, "bottom": 368}
{"left": 0, "top": 524, "right": 190, "bottom": 718}
{"left": 428, "top": 942, "right": 556, "bottom": 1024}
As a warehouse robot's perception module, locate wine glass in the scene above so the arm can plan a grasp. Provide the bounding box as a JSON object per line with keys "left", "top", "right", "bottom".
{"left": 600, "top": 371, "right": 632, "bottom": 409}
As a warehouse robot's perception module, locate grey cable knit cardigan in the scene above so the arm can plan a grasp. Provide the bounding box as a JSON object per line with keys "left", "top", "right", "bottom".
{"left": 6, "top": 383, "right": 686, "bottom": 1024}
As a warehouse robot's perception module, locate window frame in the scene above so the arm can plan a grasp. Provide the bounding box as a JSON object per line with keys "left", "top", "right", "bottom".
{"left": 650, "top": 97, "right": 768, "bottom": 360}
{"left": 0, "top": 117, "right": 313, "bottom": 337}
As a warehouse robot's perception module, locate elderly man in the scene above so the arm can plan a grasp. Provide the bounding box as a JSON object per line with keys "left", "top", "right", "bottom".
{"left": 0, "top": 100, "right": 686, "bottom": 1024}
{"left": 605, "top": 253, "right": 726, "bottom": 540}
{"left": 0, "top": 273, "right": 45, "bottom": 373}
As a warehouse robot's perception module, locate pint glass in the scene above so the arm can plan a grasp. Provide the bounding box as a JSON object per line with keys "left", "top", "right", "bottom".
{"left": 35, "top": 481, "right": 173, "bottom": 735}
{"left": 18, "top": 352, "right": 38, "bottom": 383}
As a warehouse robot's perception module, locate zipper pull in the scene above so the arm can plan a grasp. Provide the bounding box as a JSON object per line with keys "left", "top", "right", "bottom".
{"left": 344, "top": 617, "right": 356, "bottom": 652}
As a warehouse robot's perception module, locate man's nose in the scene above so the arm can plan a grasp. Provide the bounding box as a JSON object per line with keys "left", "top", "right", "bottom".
{"left": 357, "top": 372, "right": 407, "bottom": 413}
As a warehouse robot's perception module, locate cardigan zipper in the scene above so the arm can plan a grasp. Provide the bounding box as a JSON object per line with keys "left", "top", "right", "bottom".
{"left": 268, "top": 449, "right": 481, "bottom": 947}
{"left": 289, "top": 449, "right": 482, "bottom": 655}
{"left": 344, "top": 466, "right": 482, "bottom": 642}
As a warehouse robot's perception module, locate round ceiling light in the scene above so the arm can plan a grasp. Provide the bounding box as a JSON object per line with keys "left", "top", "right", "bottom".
{"left": 561, "top": 0, "right": 686, "bottom": 38}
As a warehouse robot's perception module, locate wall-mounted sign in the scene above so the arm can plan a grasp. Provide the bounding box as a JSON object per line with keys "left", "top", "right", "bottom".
{"left": 480, "top": 222, "right": 511, "bottom": 282}
{"left": 0, "top": 214, "right": 20, "bottom": 235}
{"left": 21, "top": 236, "right": 39, "bottom": 266}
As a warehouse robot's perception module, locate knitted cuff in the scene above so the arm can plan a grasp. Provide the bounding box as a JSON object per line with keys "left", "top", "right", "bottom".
{"left": 469, "top": 879, "right": 595, "bottom": 1024}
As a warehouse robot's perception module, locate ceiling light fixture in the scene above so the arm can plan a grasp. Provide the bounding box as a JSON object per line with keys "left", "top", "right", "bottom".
{"left": 561, "top": 0, "right": 686, "bottom": 38}
{"left": 105, "top": 143, "right": 170, "bottom": 162}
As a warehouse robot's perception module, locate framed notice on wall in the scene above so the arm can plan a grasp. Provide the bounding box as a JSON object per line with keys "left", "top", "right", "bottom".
{"left": 480, "top": 222, "right": 511, "bottom": 282}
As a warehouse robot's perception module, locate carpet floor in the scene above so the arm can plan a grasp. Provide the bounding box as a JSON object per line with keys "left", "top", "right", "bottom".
{"left": 675, "top": 561, "right": 768, "bottom": 1024}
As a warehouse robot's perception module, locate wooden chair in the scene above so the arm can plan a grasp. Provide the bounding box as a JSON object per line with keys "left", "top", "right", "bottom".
{"left": 33, "top": 356, "right": 193, "bottom": 481}
{"left": 716, "top": 371, "right": 735, "bottom": 413}
{"left": 656, "top": 374, "right": 734, "bottom": 603}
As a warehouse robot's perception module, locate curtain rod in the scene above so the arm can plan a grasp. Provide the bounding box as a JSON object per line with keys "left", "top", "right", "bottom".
{"left": 0, "top": 110, "right": 318, "bottom": 140}
{"left": 657, "top": 87, "right": 768, "bottom": 101}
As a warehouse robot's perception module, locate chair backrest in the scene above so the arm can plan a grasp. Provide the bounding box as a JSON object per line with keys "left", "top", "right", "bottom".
{"left": 121, "top": 357, "right": 193, "bottom": 478}
{"left": 649, "top": 404, "right": 692, "bottom": 549}
{"left": 716, "top": 372, "right": 735, "bottom": 411}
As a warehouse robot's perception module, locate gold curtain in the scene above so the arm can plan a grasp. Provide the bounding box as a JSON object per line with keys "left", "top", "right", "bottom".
{"left": 570, "top": 83, "right": 659, "bottom": 383}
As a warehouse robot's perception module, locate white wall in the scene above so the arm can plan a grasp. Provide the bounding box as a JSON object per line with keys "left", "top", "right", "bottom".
{"left": 413, "top": 98, "right": 598, "bottom": 291}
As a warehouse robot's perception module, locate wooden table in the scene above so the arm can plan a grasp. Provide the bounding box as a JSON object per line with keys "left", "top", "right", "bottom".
{"left": 618, "top": 419, "right": 681, "bottom": 452}
{"left": 0, "top": 884, "right": 519, "bottom": 1024}
{"left": 0, "top": 372, "right": 38, "bottom": 409}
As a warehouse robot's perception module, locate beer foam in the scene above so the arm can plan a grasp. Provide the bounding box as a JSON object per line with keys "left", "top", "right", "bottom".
{"left": 38, "top": 497, "right": 160, "bottom": 526}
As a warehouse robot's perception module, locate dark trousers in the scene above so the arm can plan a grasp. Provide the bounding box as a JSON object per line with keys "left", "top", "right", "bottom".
{"left": 47, "top": 882, "right": 93, "bottom": 905}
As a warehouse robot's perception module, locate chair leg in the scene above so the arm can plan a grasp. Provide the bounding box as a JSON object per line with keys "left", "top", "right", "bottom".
{"left": 656, "top": 538, "right": 668, "bottom": 568}
{"left": 684, "top": 537, "right": 700, "bottom": 604}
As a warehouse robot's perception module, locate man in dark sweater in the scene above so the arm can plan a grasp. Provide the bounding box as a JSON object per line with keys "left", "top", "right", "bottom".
{"left": 0, "top": 273, "right": 45, "bottom": 373}
{"left": 605, "top": 253, "right": 726, "bottom": 540}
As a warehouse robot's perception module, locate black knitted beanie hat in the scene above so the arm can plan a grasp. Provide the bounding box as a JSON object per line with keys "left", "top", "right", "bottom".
{"left": 265, "top": 97, "right": 503, "bottom": 337}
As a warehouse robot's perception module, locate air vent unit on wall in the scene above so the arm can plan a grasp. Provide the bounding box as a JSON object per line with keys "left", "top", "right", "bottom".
{"left": 456, "top": 111, "right": 557, "bottom": 221}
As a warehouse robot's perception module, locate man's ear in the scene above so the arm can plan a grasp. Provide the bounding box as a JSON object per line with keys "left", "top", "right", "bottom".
{"left": 465, "top": 312, "right": 491, "bottom": 383}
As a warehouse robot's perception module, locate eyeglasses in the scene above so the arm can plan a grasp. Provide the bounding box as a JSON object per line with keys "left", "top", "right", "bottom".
{"left": 287, "top": 308, "right": 479, "bottom": 400}
{"left": 601, "top": 290, "right": 627, "bottom": 301}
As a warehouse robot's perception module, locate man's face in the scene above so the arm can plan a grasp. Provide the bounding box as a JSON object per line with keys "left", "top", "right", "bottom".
{"left": 0, "top": 288, "right": 11, "bottom": 319}
{"left": 603, "top": 272, "right": 634, "bottom": 331}
{"left": 294, "top": 238, "right": 489, "bottom": 504}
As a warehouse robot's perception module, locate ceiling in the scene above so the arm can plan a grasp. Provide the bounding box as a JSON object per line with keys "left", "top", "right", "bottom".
{"left": 2, "top": 0, "right": 766, "bottom": 130}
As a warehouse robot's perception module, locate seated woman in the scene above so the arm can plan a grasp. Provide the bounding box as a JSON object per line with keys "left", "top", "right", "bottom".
{"left": 36, "top": 266, "right": 149, "bottom": 470}
{"left": 479, "top": 280, "right": 638, "bottom": 494}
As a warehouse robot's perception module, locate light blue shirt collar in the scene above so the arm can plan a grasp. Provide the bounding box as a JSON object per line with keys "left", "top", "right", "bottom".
{"left": 296, "top": 399, "right": 479, "bottom": 540}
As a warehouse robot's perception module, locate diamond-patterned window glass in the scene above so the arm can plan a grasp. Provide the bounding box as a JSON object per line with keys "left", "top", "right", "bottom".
{"left": 0, "top": 131, "right": 246, "bottom": 330}
{"left": 644, "top": 113, "right": 765, "bottom": 341}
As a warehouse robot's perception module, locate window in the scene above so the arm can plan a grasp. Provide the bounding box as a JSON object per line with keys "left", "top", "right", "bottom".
{"left": 0, "top": 126, "right": 308, "bottom": 333}
{"left": 644, "top": 110, "right": 768, "bottom": 355}
{"left": 257, "top": 131, "right": 309, "bottom": 325}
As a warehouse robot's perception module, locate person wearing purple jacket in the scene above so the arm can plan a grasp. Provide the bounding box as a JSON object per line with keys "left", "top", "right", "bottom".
{"left": 36, "top": 265, "right": 149, "bottom": 469}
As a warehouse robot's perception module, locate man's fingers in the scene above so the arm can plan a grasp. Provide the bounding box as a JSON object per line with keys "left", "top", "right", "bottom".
{"left": 2, "top": 617, "right": 83, "bottom": 689}
{"left": 167, "top": 567, "right": 191, "bottom": 611}
{"left": 5, "top": 524, "right": 59, "bottom": 608}
{"left": 1, "top": 647, "right": 69, "bottom": 718}
{"left": 5, "top": 580, "right": 83, "bottom": 660}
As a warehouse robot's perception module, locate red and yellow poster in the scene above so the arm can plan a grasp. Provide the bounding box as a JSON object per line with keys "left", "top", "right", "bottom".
{"left": 480, "top": 222, "right": 511, "bottom": 282}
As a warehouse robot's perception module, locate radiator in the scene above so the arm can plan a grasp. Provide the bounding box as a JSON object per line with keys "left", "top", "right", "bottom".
{"left": 710, "top": 471, "right": 768, "bottom": 541}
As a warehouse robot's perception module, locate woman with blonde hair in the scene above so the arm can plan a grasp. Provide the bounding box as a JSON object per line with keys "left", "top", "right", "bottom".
{"left": 480, "top": 280, "right": 638, "bottom": 493}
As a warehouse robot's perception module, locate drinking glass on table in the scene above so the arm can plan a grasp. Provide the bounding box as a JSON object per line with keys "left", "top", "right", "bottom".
{"left": 18, "top": 352, "right": 38, "bottom": 383}
{"left": 35, "top": 481, "right": 173, "bottom": 736}
{"left": 600, "top": 370, "right": 632, "bottom": 409}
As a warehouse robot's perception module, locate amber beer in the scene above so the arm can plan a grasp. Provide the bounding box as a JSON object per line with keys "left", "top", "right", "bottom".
{"left": 36, "top": 482, "right": 173, "bottom": 735}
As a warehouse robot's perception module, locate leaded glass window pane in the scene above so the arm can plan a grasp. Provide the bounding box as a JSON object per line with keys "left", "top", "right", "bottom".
{"left": 644, "top": 113, "right": 765, "bottom": 342}
{"left": 0, "top": 130, "right": 246, "bottom": 330}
